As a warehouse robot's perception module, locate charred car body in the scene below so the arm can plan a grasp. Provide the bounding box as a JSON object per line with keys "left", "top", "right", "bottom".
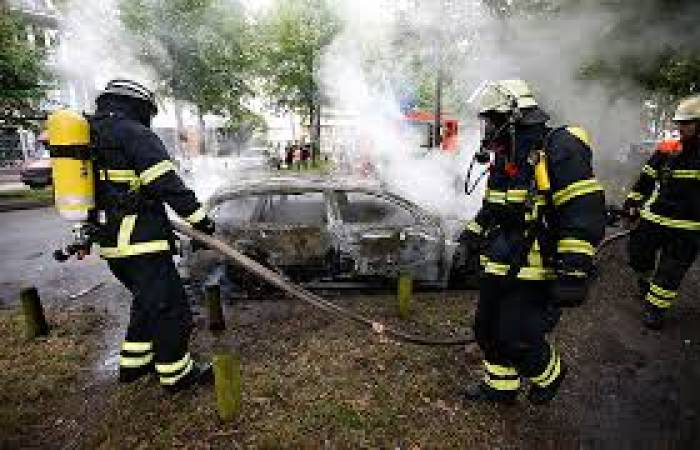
{"left": 182, "top": 176, "right": 477, "bottom": 293}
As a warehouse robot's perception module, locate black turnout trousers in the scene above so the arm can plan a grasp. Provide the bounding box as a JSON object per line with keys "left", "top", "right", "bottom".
{"left": 473, "top": 277, "right": 560, "bottom": 379}
{"left": 107, "top": 253, "right": 192, "bottom": 366}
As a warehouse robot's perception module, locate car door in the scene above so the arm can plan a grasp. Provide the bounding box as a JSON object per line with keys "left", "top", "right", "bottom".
{"left": 328, "top": 190, "right": 445, "bottom": 282}
{"left": 211, "top": 190, "right": 333, "bottom": 280}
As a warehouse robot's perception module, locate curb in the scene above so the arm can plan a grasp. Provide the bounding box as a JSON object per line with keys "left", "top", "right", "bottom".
{"left": 0, "top": 199, "right": 53, "bottom": 213}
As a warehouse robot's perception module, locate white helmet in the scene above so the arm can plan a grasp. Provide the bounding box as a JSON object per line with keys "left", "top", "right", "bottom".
{"left": 672, "top": 94, "right": 700, "bottom": 122}
{"left": 97, "top": 79, "right": 158, "bottom": 115}
{"left": 477, "top": 79, "right": 539, "bottom": 116}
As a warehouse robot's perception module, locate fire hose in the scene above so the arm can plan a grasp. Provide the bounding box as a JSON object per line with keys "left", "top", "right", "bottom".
{"left": 172, "top": 221, "right": 632, "bottom": 347}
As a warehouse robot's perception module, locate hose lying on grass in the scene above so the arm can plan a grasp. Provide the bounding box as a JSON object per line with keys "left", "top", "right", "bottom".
{"left": 173, "top": 221, "right": 632, "bottom": 347}
{"left": 172, "top": 220, "right": 476, "bottom": 347}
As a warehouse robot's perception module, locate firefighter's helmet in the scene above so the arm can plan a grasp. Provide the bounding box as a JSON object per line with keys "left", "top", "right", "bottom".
{"left": 97, "top": 79, "right": 158, "bottom": 115}
{"left": 672, "top": 94, "right": 700, "bottom": 122}
{"left": 477, "top": 79, "right": 539, "bottom": 117}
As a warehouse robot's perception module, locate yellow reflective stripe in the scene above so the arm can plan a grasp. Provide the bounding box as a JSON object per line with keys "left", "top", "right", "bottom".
{"left": 626, "top": 191, "right": 644, "bottom": 201}
{"left": 484, "top": 361, "right": 518, "bottom": 377}
{"left": 186, "top": 206, "right": 206, "bottom": 224}
{"left": 119, "top": 353, "right": 154, "bottom": 368}
{"left": 566, "top": 126, "right": 591, "bottom": 147}
{"left": 552, "top": 179, "right": 604, "bottom": 206}
{"left": 479, "top": 255, "right": 489, "bottom": 267}
{"left": 99, "top": 169, "right": 138, "bottom": 182}
{"left": 672, "top": 170, "right": 700, "bottom": 179}
{"left": 100, "top": 213, "right": 171, "bottom": 258}
{"left": 646, "top": 293, "right": 672, "bottom": 309}
{"left": 100, "top": 241, "right": 170, "bottom": 258}
{"left": 517, "top": 267, "right": 555, "bottom": 281}
{"left": 484, "top": 376, "right": 520, "bottom": 391}
{"left": 486, "top": 189, "right": 506, "bottom": 204}
{"left": 557, "top": 238, "right": 595, "bottom": 256}
{"left": 649, "top": 283, "right": 677, "bottom": 299}
{"left": 642, "top": 165, "right": 657, "bottom": 178}
{"left": 640, "top": 209, "right": 700, "bottom": 231}
{"left": 156, "top": 353, "right": 192, "bottom": 375}
{"left": 140, "top": 160, "right": 175, "bottom": 185}
{"left": 121, "top": 341, "right": 153, "bottom": 352}
{"left": 158, "top": 359, "right": 194, "bottom": 385}
{"left": 465, "top": 220, "right": 483, "bottom": 235}
{"left": 118, "top": 215, "right": 137, "bottom": 249}
{"left": 506, "top": 189, "right": 528, "bottom": 203}
{"left": 485, "top": 261, "right": 510, "bottom": 276}
{"left": 531, "top": 345, "right": 561, "bottom": 386}
{"left": 484, "top": 261, "right": 554, "bottom": 280}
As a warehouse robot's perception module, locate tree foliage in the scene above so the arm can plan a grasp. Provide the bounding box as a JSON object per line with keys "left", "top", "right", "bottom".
{"left": 254, "top": 0, "right": 340, "bottom": 152}
{"left": 119, "top": 0, "right": 253, "bottom": 119}
{"left": 0, "top": 7, "right": 48, "bottom": 124}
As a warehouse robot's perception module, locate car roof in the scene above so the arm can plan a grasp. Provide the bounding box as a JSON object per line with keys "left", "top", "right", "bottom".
{"left": 210, "top": 174, "right": 384, "bottom": 198}
{"left": 206, "top": 174, "right": 440, "bottom": 224}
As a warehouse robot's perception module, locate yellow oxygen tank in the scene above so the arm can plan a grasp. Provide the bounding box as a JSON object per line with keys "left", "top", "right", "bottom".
{"left": 47, "top": 110, "right": 95, "bottom": 222}
{"left": 534, "top": 150, "right": 551, "bottom": 192}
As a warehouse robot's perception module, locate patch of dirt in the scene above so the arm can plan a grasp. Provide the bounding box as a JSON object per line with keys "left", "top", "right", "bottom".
{"left": 2, "top": 239, "right": 698, "bottom": 449}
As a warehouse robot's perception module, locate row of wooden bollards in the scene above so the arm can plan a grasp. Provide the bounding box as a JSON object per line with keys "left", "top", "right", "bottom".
{"left": 16, "top": 273, "right": 414, "bottom": 423}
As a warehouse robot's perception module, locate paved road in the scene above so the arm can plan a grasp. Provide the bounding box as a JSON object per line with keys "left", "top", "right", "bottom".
{"left": 0, "top": 207, "right": 111, "bottom": 308}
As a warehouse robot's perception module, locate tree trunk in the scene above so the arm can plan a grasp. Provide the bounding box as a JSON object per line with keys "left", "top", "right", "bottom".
{"left": 198, "top": 108, "right": 206, "bottom": 156}
{"left": 174, "top": 100, "right": 184, "bottom": 158}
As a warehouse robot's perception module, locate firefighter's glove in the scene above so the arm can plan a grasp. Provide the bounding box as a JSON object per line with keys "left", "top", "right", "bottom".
{"left": 550, "top": 270, "right": 590, "bottom": 308}
{"left": 191, "top": 216, "right": 215, "bottom": 252}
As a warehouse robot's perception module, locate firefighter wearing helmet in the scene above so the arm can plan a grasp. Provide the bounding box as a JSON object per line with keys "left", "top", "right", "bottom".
{"left": 461, "top": 79, "right": 606, "bottom": 404}
{"left": 624, "top": 94, "right": 700, "bottom": 330}
{"left": 90, "top": 79, "right": 215, "bottom": 391}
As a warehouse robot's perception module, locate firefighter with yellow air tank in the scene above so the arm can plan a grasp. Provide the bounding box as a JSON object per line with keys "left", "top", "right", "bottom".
{"left": 47, "top": 79, "right": 216, "bottom": 392}
{"left": 461, "top": 79, "right": 606, "bottom": 404}
{"left": 624, "top": 94, "right": 700, "bottom": 330}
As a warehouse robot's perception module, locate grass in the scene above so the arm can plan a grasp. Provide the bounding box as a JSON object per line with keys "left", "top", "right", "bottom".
{"left": 0, "top": 186, "right": 54, "bottom": 203}
{"left": 0, "top": 305, "right": 104, "bottom": 448}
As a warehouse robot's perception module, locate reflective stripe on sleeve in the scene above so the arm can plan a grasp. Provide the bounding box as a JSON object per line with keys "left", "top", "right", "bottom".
{"left": 140, "top": 160, "right": 176, "bottom": 185}
{"left": 552, "top": 179, "right": 604, "bottom": 207}
{"left": 640, "top": 209, "right": 700, "bottom": 231}
{"left": 185, "top": 206, "right": 206, "bottom": 224}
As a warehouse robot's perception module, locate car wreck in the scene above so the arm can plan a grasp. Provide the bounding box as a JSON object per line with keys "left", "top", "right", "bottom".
{"left": 181, "top": 175, "right": 478, "bottom": 294}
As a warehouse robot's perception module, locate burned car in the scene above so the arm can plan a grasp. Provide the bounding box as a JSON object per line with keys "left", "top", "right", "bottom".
{"left": 183, "top": 176, "right": 477, "bottom": 293}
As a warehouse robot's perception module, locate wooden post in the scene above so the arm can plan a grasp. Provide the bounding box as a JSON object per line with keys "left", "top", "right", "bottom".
{"left": 213, "top": 352, "right": 241, "bottom": 422}
{"left": 205, "top": 283, "right": 225, "bottom": 332}
{"left": 397, "top": 273, "right": 413, "bottom": 320}
{"left": 20, "top": 287, "right": 49, "bottom": 338}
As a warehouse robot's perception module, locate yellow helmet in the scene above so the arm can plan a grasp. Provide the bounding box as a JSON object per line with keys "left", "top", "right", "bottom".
{"left": 477, "top": 79, "right": 539, "bottom": 116}
{"left": 673, "top": 94, "right": 700, "bottom": 122}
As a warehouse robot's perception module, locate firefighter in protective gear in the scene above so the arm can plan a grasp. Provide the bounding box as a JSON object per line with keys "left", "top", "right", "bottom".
{"left": 91, "top": 79, "right": 215, "bottom": 391}
{"left": 462, "top": 79, "right": 606, "bottom": 404}
{"left": 624, "top": 94, "right": 700, "bottom": 330}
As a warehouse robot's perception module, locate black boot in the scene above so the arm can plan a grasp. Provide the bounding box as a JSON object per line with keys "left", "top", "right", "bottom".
{"left": 463, "top": 381, "right": 518, "bottom": 404}
{"left": 642, "top": 303, "right": 666, "bottom": 331}
{"left": 527, "top": 365, "right": 567, "bottom": 405}
{"left": 163, "top": 360, "right": 213, "bottom": 394}
{"left": 119, "top": 362, "right": 155, "bottom": 383}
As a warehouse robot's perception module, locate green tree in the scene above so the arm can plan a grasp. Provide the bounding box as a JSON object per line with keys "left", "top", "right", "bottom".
{"left": 0, "top": 7, "right": 48, "bottom": 126}
{"left": 119, "top": 0, "right": 255, "bottom": 153}
{"left": 255, "top": 0, "right": 340, "bottom": 160}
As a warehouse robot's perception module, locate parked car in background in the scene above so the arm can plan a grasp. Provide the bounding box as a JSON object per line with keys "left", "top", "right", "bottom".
{"left": 181, "top": 175, "right": 479, "bottom": 295}
{"left": 20, "top": 149, "right": 52, "bottom": 189}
